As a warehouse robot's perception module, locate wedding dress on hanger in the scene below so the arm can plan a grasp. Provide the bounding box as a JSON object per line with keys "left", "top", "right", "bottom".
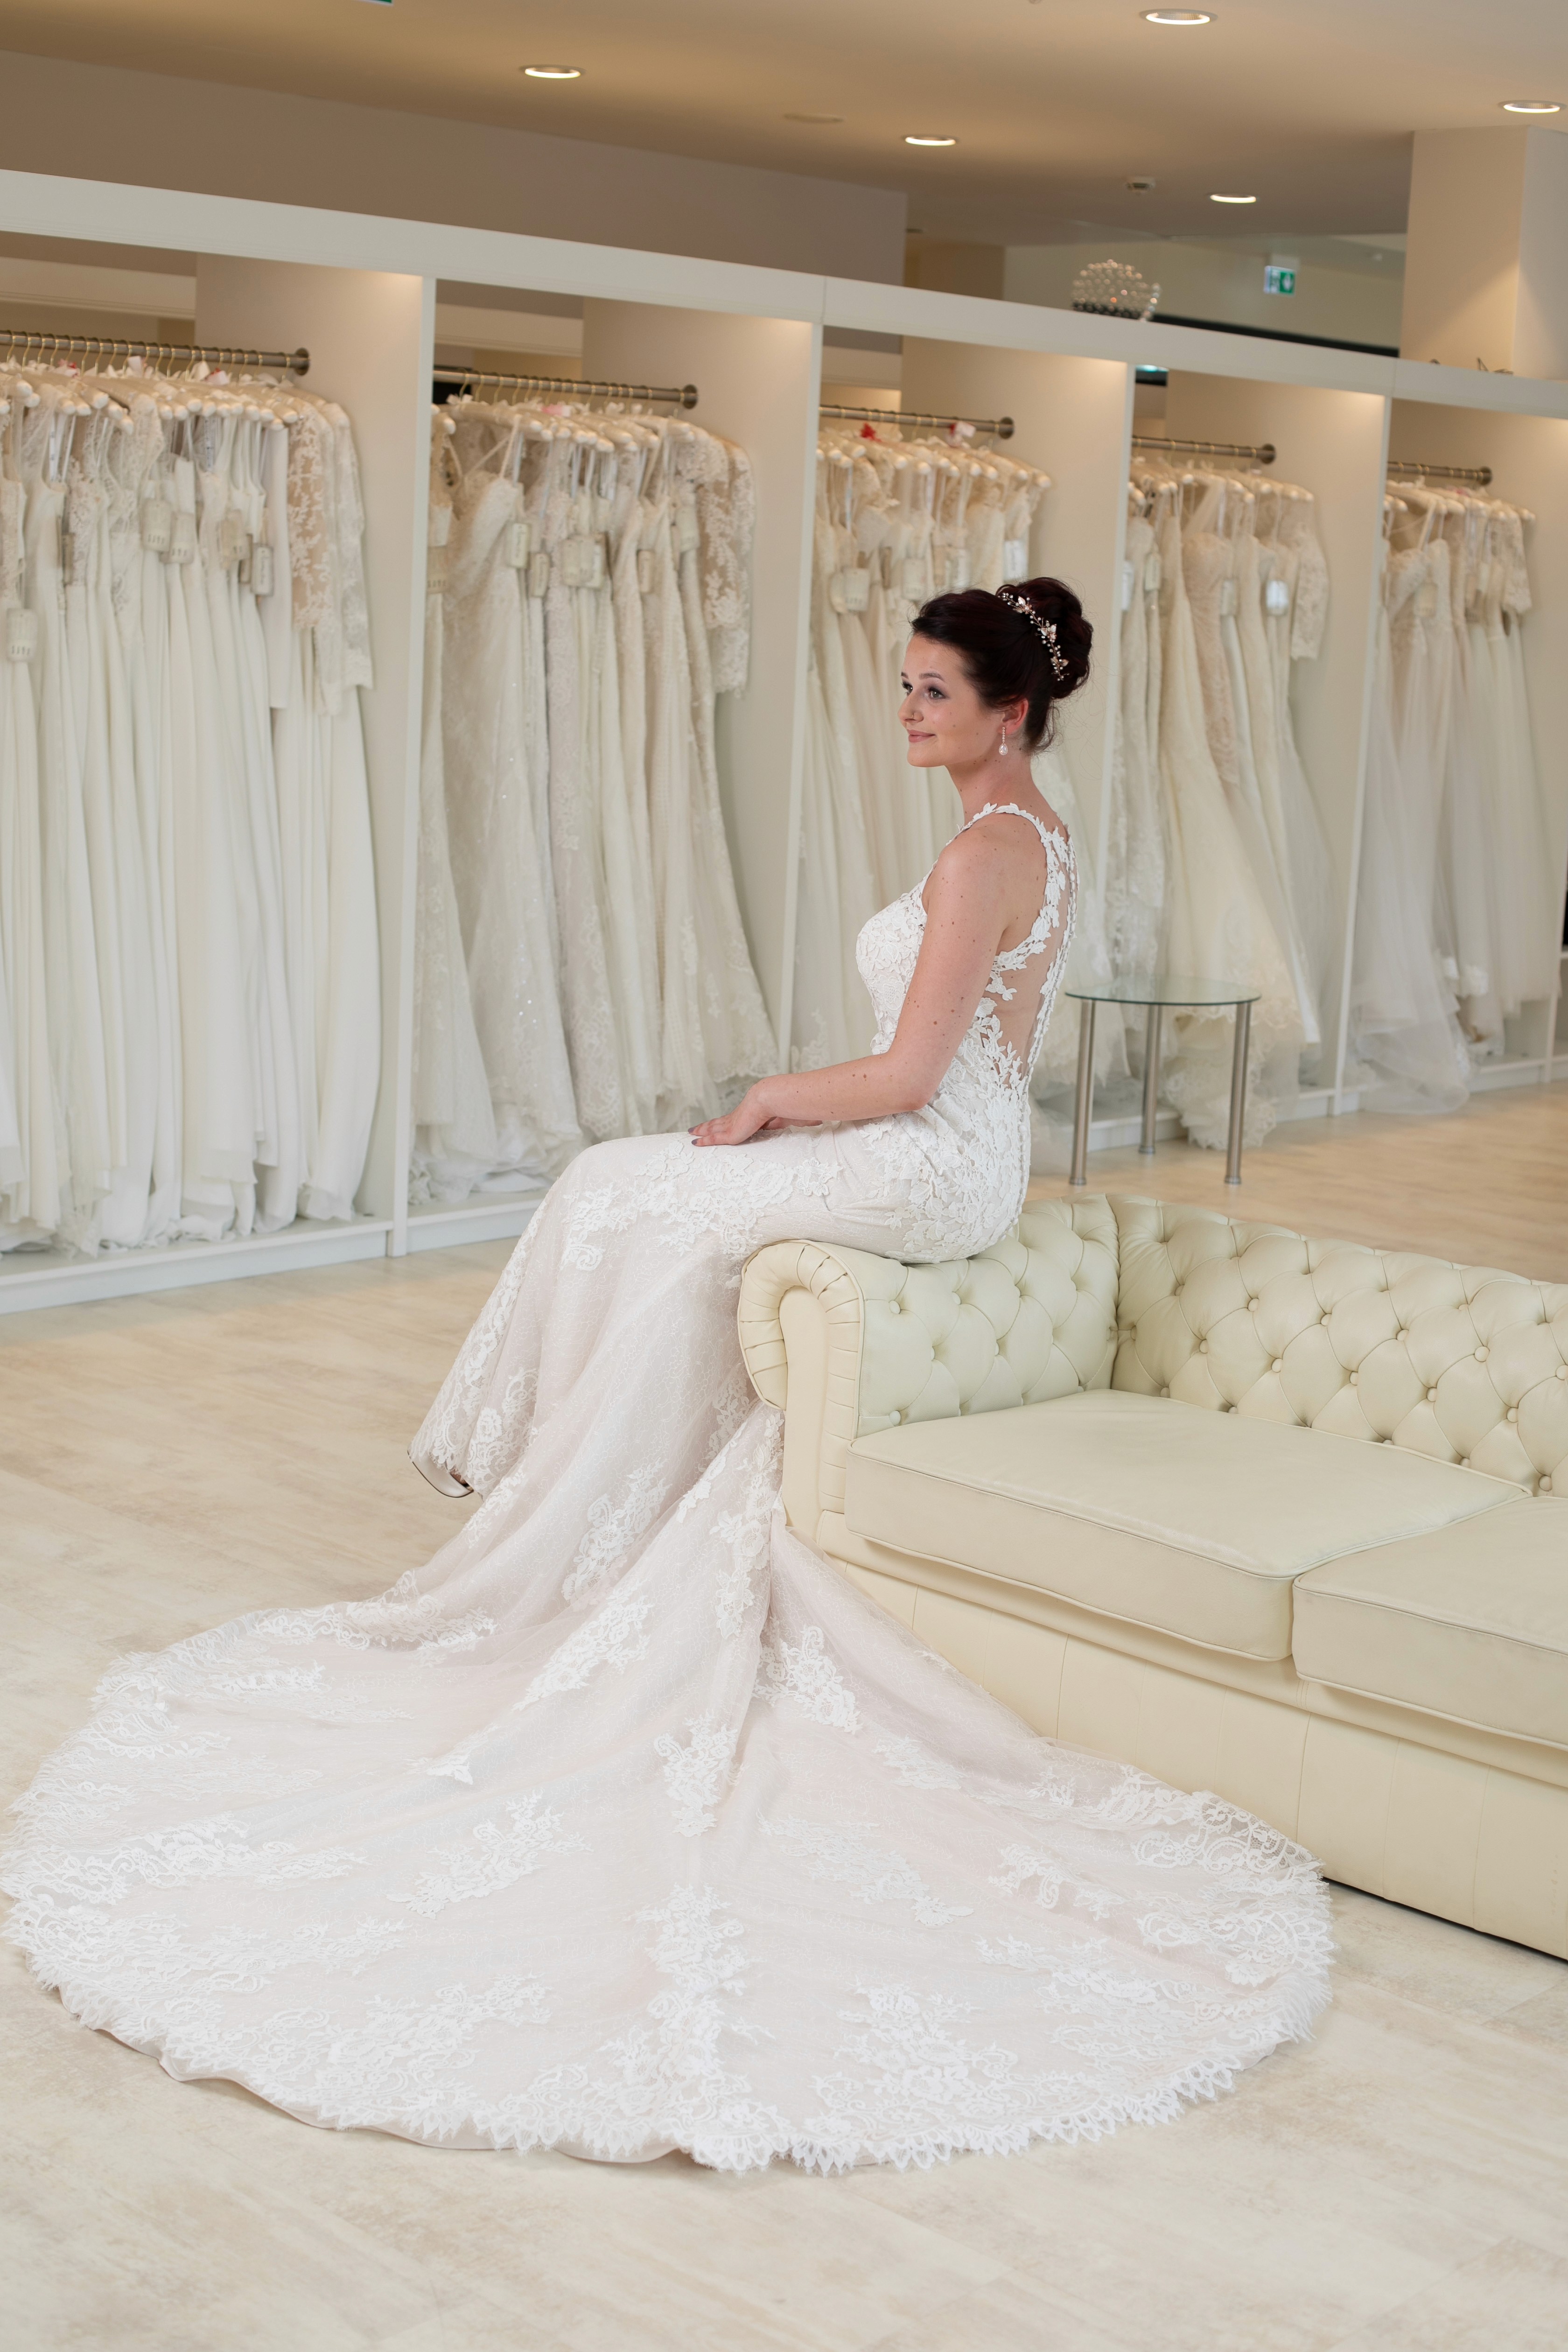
{"left": 671, "top": 432, "right": 778, "bottom": 1113}
{"left": 0, "top": 359, "right": 382, "bottom": 1251}
{"left": 1183, "top": 477, "right": 1319, "bottom": 1055}
{"left": 1431, "top": 501, "right": 1503, "bottom": 1052}
{"left": 0, "top": 429, "right": 63, "bottom": 1243}
{"left": 1103, "top": 494, "right": 1167, "bottom": 985}
{"left": 441, "top": 428, "right": 580, "bottom": 1183}
{"left": 410, "top": 429, "right": 501, "bottom": 1203}
{"left": 1257, "top": 490, "right": 1339, "bottom": 1048}
{"left": 1463, "top": 500, "right": 1555, "bottom": 1022}
{"left": 5, "top": 802, "right": 1330, "bottom": 2173}
{"left": 23, "top": 391, "right": 113, "bottom": 1232}
{"left": 1144, "top": 478, "right": 1302, "bottom": 1145}
{"left": 1348, "top": 500, "right": 1469, "bottom": 1108}
{"left": 1492, "top": 509, "right": 1559, "bottom": 1004}
{"left": 792, "top": 463, "right": 880, "bottom": 1067}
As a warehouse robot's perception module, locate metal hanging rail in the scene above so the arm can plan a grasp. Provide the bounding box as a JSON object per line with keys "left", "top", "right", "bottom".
{"left": 0, "top": 328, "right": 308, "bottom": 375}
{"left": 434, "top": 366, "right": 697, "bottom": 407}
{"left": 820, "top": 401, "right": 1015, "bottom": 441}
{"left": 1132, "top": 433, "right": 1276, "bottom": 465}
{"left": 1386, "top": 457, "right": 1493, "bottom": 486}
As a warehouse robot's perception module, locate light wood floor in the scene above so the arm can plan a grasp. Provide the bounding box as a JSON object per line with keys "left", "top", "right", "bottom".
{"left": 1034, "top": 1078, "right": 1568, "bottom": 1282}
{"left": 4, "top": 1092, "right": 1568, "bottom": 2351}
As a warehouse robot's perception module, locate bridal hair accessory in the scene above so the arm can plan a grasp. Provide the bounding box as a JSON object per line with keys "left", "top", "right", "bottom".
{"left": 996, "top": 585, "right": 1070, "bottom": 683}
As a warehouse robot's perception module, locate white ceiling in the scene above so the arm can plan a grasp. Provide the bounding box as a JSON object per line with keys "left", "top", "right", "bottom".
{"left": 2, "top": 0, "right": 1566, "bottom": 247}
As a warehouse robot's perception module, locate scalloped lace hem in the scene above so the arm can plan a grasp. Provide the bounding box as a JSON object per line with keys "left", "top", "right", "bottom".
{"left": 4, "top": 1913, "right": 1331, "bottom": 2177}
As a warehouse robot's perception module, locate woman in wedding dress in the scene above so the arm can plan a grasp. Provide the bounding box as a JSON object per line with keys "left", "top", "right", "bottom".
{"left": 5, "top": 579, "right": 1330, "bottom": 2175}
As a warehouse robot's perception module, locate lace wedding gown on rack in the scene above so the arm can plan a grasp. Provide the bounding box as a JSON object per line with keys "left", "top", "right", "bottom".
{"left": 5, "top": 806, "right": 1330, "bottom": 2173}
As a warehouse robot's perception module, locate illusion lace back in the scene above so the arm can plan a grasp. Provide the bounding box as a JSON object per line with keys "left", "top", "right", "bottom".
{"left": 3, "top": 810, "right": 1332, "bottom": 2175}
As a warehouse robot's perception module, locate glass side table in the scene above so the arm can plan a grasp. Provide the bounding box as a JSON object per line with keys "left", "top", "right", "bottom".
{"left": 1065, "top": 976, "right": 1262, "bottom": 1189}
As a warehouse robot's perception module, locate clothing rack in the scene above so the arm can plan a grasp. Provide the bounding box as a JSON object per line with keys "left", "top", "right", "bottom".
{"left": 1132, "top": 434, "right": 1277, "bottom": 466}
{"left": 1386, "top": 458, "right": 1494, "bottom": 486}
{"left": 434, "top": 366, "right": 698, "bottom": 408}
{"left": 819, "top": 401, "right": 1016, "bottom": 442}
{"left": 0, "top": 329, "right": 309, "bottom": 375}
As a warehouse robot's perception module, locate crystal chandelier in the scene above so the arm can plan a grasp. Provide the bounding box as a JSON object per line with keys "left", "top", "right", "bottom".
{"left": 1071, "top": 260, "right": 1162, "bottom": 321}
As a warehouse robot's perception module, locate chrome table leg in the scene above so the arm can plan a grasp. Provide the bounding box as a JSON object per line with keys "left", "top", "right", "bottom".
{"left": 1070, "top": 1000, "right": 1097, "bottom": 1188}
{"left": 1140, "top": 1003, "right": 1162, "bottom": 1155}
{"left": 1225, "top": 1000, "right": 1252, "bottom": 1185}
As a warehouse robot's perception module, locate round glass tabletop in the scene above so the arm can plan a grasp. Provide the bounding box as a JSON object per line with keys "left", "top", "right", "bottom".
{"left": 1065, "top": 974, "right": 1261, "bottom": 1008}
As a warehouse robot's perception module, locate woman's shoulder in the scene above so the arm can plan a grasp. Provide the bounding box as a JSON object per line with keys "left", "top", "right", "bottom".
{"left": 938, "top": 800, "right": 1068, "bottom": 868}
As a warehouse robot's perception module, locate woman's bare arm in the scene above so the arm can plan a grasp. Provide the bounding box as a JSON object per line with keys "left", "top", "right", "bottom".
{"left": 690, "top": 830, "right": 1019, "bottom": 1146}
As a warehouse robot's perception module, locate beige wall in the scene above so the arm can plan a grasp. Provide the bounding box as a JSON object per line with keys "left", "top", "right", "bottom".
{"left": 1401, "top": 126, "right": 1568, "bottom": 379}
{"left": 0, "top": 49, "right": 906, "bottom": 284}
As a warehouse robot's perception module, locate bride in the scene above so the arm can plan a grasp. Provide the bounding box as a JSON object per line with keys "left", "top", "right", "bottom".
{"left": 4, "top": 580, "right": 1330, "bottom": 2173}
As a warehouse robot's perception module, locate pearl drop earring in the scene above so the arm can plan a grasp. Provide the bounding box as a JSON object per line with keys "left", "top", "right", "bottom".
{"left": 999, "top": 726, "right": 1010, "bottom": 756}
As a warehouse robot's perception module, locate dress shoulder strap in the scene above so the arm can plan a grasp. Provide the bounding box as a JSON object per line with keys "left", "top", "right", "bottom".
{"left": 954, "top": 800, "right": 1060, "bottom": 855}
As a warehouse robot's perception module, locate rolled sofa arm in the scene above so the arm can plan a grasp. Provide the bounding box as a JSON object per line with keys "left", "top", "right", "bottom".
{"left": 738, "top": 1197, "right": 1120, "bottom": 1542}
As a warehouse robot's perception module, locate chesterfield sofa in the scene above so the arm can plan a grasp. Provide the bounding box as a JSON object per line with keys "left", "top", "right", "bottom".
{"left": 738, "top": 1197, "right": 1568, "bottom": 1960}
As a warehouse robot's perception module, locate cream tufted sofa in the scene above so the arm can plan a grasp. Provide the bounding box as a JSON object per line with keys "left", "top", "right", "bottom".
{"left": 738, "top": 1197, "right": 1568, "bottom": 1959}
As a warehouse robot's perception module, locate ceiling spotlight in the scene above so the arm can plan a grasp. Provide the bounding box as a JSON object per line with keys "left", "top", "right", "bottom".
{"left": 1210, "top": 191, "right": 1257, "bottom": 203}
{"left": 1502, "top": 99, "right": 1561, "bottom": 113}
{"left": 1127, "top": 176, "right": 1157, "bottom": 191}
{"left": 523, "top": 64, "right": 581, "bottom": 79}
{"left": 784, "top": 112, "right": 844, "bottom": 124}
{"left": 1142, "top": 10, "right": 1213, "bottom": 22}
{"left": 905, "top": 134, "right": 958, "bottom": 147}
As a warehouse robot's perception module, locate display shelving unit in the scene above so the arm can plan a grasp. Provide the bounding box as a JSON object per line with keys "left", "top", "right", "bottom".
{"left": 0, "top": 166, "right": 1563, "bottom": 1314}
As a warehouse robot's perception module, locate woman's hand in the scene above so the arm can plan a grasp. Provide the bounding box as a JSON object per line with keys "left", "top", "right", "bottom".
{"left": 690, "top": 1081, "right": 804, "bottom": 1148}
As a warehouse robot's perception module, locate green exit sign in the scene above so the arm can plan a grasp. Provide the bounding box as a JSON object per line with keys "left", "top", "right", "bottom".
{"left": 1264, "top": 265, "right": 1297, "bottom": 295}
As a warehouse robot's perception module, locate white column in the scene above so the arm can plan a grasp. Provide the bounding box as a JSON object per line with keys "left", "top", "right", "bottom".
{"left": 1401, "top": 126, "right": 1568, "bottom": 378}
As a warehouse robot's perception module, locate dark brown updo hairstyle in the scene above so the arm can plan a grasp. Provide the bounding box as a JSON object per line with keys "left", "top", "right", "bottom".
{"left": 911, "top": 577, "right": 1092, "bottom": 753}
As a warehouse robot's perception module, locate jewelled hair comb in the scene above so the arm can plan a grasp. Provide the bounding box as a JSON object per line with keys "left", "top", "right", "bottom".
{"left": 996, "top": 585, "right": 1069, "bottom": 683}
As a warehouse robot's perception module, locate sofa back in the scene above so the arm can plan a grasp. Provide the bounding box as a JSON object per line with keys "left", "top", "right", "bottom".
{"left": 853, "top": 1195, "right": 1120, "bottom": 1433}
{"left": 1111, "top": 1198, "right": 1568, "bottom": 1497}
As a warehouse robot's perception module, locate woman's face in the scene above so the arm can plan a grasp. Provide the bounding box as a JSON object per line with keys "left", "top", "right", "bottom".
{"left": 899, "top": 635, "right": 1019, "bottom": 770}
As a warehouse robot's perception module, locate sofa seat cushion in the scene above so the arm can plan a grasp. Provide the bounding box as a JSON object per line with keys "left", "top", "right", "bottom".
{"left": 1292, "top": 1499, "right": 1568, "bottom": 1746}
{"left": 843, "top": 1392, "right": 1522, "bottom": 1661}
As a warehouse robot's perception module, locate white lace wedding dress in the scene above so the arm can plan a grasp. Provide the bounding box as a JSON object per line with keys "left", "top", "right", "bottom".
{"left": 4, "top": 805, "right": 1330, "bottom": 2173}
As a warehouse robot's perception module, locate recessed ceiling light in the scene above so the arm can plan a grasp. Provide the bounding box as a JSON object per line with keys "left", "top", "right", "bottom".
{"left": 1210, "top": 191, "right": 1257, "bottom": 203}
{"left": 906, "top": 134, "right": 958, "bottom": 147}
{"left": 784, "top": 112, "right": 844, "bottom": 124}
{"left": 523, "top": 64, "right": 581, "bottom": 79}
{"left": 1143, "top": 10, "right": 1213, "bottom": 23}
{"left": 1502, "top": 99, "right": 1561, "bottom": 113}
